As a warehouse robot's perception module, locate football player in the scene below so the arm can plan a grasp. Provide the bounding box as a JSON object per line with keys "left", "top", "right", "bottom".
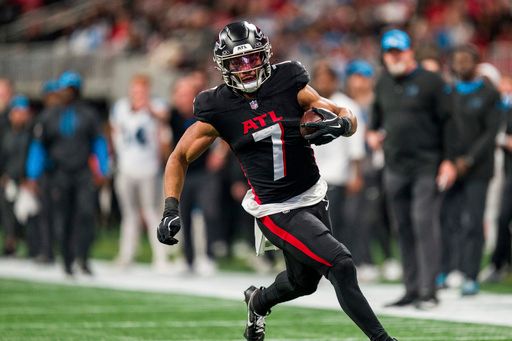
{"left": 157, "top": 21, "right": 397, "bottom": 341}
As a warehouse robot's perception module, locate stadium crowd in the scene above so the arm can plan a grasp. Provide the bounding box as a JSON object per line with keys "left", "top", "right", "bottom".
{"left": 2, "top": 1, "right": 512, "bottom": 72}
{"left": 0, "top": 0, "right": 511, "bottom": 309}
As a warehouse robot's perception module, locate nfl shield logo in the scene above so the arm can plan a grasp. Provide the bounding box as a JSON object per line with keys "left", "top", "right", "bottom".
{"left": 250, "top": 100, "right": 258, "bottom": 110}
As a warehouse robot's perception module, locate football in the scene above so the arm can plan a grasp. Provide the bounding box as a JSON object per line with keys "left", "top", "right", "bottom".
{"left": 300, "top": 108, "right": 323, "bottom": 137}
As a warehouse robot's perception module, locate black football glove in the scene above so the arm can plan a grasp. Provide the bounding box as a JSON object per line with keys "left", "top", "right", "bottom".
{"left": 157, "top": 197, "right": 181, "bottom": 245}
{"left": 302, "top": 107, "right": 352, "bottom": 145}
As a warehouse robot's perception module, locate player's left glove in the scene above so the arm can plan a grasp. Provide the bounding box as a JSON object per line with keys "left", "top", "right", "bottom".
{"left": 157, "top": 197, "right": 181, "bottom": 245}
{"left": 302, "top": 107, "right": 352, "bottom": 145}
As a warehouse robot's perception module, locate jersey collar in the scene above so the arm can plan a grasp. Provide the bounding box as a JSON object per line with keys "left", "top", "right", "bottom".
{"left": 455, "top": 78, "right": 484, "bottom": 95}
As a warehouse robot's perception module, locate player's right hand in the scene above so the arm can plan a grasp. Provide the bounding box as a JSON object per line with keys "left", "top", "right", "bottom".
{"left": 302, "top": 108, "right": 352, "bottom": 145}
{"left": 157, "top": 197, "right": 181, "bottom": 245}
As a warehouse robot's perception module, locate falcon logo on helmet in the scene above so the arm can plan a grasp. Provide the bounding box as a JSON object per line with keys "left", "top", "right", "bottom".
{"left": 213, "top": 21, "right": 273, "bottom": 93}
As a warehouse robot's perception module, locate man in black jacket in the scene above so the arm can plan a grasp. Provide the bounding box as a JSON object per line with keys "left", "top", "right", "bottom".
{"left": 368, "top": 29, "right": 457, "bottom": 308}
{"left": 26, "top": 71, "right": 108, "bottom": 276}
{"left": 438, "top": 45, "right": 501, "bottom": 295}
{"left": 0, "top": 95, "right": 35, "bottom": 256}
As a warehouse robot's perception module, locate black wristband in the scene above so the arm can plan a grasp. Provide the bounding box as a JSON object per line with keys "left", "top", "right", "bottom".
{"left": 163, "top": 197, "right": 179, "bottom": 215}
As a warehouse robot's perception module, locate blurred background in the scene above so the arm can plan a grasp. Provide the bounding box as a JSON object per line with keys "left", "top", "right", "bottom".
{"left": 3, "top": 2, "right": 512, "bottom": 340}
{"left": 0, "top": 0, "right": 511, "bottom": 101}
{"left": 0, "top": 0, "right": 511, "bottom": 288}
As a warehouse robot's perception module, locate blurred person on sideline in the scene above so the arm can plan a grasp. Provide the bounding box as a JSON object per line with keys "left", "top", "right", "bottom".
{"left": 309, "top": 60, "right": 373, "bottom": 280}
{"left": 416, "top": 46, "right": 443, "bottom": 74}
{"left": 110, "top": 74, "right": 171, "bottom": 272}
{"left": 167, "top": 73, "right": 222, "bottom": 275}
{"left": 26, "top": 71, "right": 108, "bottom": 276}
{"left": 158, "top": 21, "right": 397, "bottom": 341}
{"left": 41, "top": 80, "right": 61, "bottom": 109}
{"left": 0, "top": 95, "right": 36, "bottom": 256}
{"left": 32, "top": 79, "right": 62, "bottom": 264}
{"left": 368, "top": 29, "right": 457, "bottom": 309}
{"left": 438, "top": 45, "right": 501, "bottom": 295}
{"left": 477, "top": 63, "right": 502, "bottom": 89}
{"left": 0, "top": 78, "right": 14, "bottom": 133}
{"left": 346, "top": 59, "right": 402, "bottom": 282}
{"left": 483, "top": 75, "right": 512, "bottom": 283}
{"left": 345, "top": 60, "right": 375, "bottom": 121}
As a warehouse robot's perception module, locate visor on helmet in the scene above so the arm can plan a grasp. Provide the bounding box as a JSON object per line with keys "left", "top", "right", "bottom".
{"left": 226, "top": 52, "right": 263, "bottom": 73}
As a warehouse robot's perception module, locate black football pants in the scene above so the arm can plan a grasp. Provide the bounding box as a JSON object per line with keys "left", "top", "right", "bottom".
{"left": 51, "top": 169, "right": 96, "bottom": 271}
{"left": 253, "top": 199, "right": 391, "bottom": 341}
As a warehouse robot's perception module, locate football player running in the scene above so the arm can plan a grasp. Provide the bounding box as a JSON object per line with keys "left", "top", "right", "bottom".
{"left": 157, "top": 21, "right": 397, "bottom": 341}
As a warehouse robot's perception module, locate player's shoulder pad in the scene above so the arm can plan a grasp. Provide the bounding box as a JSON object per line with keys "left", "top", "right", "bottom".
{"left": 270, "top": 60, "right": 310, "bottom": 91}
{"left": 193, "top": 86, "right": 220, "bottom": 124}
{"left": 272, "top": 60, "right": 306, "bottom": 71}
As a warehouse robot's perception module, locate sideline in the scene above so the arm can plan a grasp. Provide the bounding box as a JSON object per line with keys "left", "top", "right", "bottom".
{"left": 1, "top": 258, "right": 511, "bottom": 327}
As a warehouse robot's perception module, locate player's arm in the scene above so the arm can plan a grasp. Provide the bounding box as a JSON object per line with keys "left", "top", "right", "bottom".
{"left": 164, "top": 121, "right": 218, "bottom": 197}
{"left": 158, "top": 121, "right": 219, "bottom": 245}
{"left": 298, "top": 84, "right": 357, "bottom": 137}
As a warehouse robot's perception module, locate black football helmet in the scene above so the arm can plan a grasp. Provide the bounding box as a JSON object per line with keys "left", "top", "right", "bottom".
{"left": 213, "top": 21, "right": 272, "bottom": 93}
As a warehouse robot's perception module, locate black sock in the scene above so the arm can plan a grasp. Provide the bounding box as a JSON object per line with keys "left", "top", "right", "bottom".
{"left": 252, "top": 270, "right": 303, "bottom": 315}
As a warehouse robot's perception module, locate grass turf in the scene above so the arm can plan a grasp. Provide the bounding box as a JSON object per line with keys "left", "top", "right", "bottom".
{"left": 1, "top": 279, "right": 511, "bottom": 341}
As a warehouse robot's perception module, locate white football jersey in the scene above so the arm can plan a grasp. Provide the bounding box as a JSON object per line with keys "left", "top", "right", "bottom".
{"left": 312, "top": 92, "right": 366, "bottom": 186}
{"left": 110, "top": 97, "right": 168, "bottom": 178}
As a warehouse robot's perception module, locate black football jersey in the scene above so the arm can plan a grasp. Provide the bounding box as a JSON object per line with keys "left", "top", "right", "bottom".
{"left": 194, "top": 61, "right": 320, "bottom": 204}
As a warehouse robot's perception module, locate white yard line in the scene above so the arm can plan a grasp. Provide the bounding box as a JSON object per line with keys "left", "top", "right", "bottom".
{"left": 1, "top": 258, "right": 511, "bottom": 328}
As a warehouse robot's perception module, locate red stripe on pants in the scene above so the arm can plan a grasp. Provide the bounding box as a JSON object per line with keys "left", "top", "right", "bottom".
{"left": 260, "top": 216, "right": 333, "bottom": 267}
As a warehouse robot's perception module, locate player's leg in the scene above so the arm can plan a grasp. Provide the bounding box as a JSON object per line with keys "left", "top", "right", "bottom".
{"left": 250, "top": 250, "right": 322, "bottom": 315}
{"left": 197, "top": 171, "right": 222, "bottom": 263}
{"left": 439, "top": 181, "right": 463, "bottom": 287}
{"left": 460, "top": 179, "right": 489, "bottom": 295}
{"left": 383, "top": 169, "right": 418, "bottom": 305}
{"left": 244, "top": 208, "right": 324, "bottom": 341}
{"left": 139, "top": 174, "right": 168, "bottom": 269}
{"left": 411, "top": 174, "right": 441, "bottom": 305}
{"left": 51, "top": 172, "right": 74, "bottom": 274}
{"left": 114, "top": 173, "right": 142, "bottom": 267}
{"left": 73, "top": 170, "right": 96, "bottom": 274}
{"left": 38, "top": 174, "right": 55, "bottom": 263}
{"left": 254, "top": 201, "right": 394, "bottom": 341}
{"left": 490, "top": 178, "right": 512, "bottom": 275}
{"left": 0, "top": 188, "right": 18, "bottom": 255}
{"left": 179, "top": 173, "right": 198, "bottom": 270}
{"left": 244, "top": 250, "right": 322, "bottom": 341}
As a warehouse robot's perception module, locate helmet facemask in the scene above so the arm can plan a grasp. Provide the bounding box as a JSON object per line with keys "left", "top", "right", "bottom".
{"left": 217, "top": 48, "right": 271, "bottom": 93}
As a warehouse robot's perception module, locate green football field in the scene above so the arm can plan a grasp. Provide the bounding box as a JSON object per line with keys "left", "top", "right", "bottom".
{"left": 1, "top": 279, "right": 511, "bottom": 341}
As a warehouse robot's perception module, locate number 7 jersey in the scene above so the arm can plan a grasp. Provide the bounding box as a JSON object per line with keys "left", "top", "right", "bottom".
{"left": 194, "top": 61, "right": 320, "bottom": 204}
